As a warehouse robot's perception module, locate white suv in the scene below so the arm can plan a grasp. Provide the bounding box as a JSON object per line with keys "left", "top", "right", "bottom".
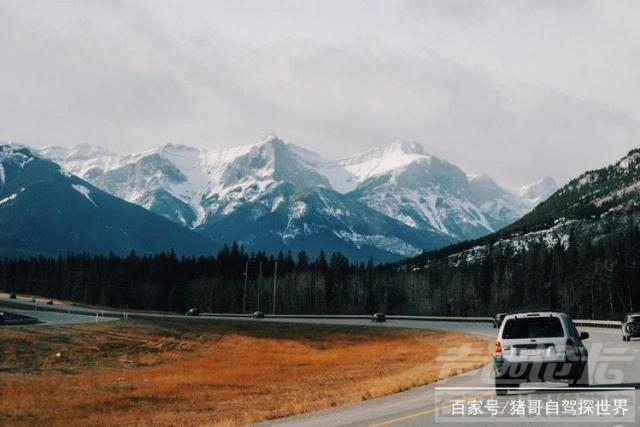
{"left": 493, "top": 312, "right": 589, "bottom": 395}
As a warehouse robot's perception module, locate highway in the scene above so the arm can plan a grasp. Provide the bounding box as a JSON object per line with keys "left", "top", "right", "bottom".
{"left": 2, "top": 294, "right": 637, "bottom": 426}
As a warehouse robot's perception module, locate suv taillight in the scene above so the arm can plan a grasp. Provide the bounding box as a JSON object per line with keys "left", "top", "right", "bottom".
{"left": 495, "top": 341, "right": 503, "bottom": 358}
{"left": 565, "top": 339, "right": 574, "bottom": 353}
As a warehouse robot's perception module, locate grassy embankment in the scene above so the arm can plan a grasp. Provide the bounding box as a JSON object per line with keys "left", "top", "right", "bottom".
{"left": 0, "top": 319, "right": 491, "bottom": 426}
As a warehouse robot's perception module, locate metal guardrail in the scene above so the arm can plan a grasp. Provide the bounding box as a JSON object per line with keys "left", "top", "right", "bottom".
{"left": 574, "top": 319, "right": 621, "bottom": 329}
{"left": 215, "top": 314, "right": 370, "bottom": 320}
{"left": 388, "top": 315, "right": 492, "bottom": 323}
{"left": 202, "top": 313, "right": 493, "bottom": 322}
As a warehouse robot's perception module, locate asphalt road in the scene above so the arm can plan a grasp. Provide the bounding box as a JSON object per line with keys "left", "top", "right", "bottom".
{"left": 256, "top": 325, "right": 638, "bottom": 427}
{"left": 2, "top": 294, "right": 636, "bottom": 426}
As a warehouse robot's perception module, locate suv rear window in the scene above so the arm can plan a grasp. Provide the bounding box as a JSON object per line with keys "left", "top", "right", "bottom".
{"left": 502, "top": 317, "right": 564, "bottom": 339}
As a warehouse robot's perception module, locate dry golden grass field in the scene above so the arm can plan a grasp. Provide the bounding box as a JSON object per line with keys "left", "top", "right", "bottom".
{"left": 0, "top": 319, "right": 491, "bottom": 426}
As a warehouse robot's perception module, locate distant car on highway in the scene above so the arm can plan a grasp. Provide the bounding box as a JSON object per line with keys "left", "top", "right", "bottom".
{"left": 252, "top": 311, "right": 265, "bottom": 318}
{"left": 46, "top": 300, "right": 54, "bottom": 305}
{"left": 9, "top": 293, "right": 16, "bottom": 299}
{"left": 493, "top": 313, "right": 508, "bottom": 328}
{"left": 494, "top": 312, "right": 589, "bottom": 395}
{"left": 185, "top": 308, "right": 200, "bottom": 316}
{"left": 371, "top": 312, "right": 386, "bottom": 322}
{"left": 622, "top": 313, "right": 640, "bottom": 341}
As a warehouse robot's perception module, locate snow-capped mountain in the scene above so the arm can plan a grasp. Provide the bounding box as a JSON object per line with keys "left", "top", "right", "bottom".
{"left": 0, "top": 144, "right": 215, "bottom": 257}
{"left": 344, "top": 142, "right": 546, "bottom": 240}
{"left": 39, "top": 135, "right": 551, "bottom": 260}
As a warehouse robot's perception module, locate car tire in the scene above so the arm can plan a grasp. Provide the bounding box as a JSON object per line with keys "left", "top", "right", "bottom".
{"left": 570, "top": 362, "right": 589, "bottom": 387}
{"left": 495, "top": 379, "right": 509, "bottom": 395}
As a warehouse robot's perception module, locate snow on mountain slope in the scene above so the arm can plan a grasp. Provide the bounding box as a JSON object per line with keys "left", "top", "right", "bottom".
{"left": 42, "top": 143, "right": 206, "bottom": 227}
{"left": 339, "top": 140, "right": 428, "bottom": 187}
{"left": 39, "top": 144, "right": 123, "bottom": 180}
{"left": 349, "top": 157, "right": 497, "bottom": 240}
{"left": 345, "top": 143, "right": 551, "bottom": 240}
{"left": 198, "top": 136, "right": 331, "bottom": 225}
{"left": 284, "top": 144, "right": 354, "bottom": 194}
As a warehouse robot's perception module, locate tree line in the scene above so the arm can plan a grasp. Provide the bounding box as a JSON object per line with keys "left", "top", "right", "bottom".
{"left": 0, "top": 244, "right": 392, "bottom": 315}
{"left": 2, "top": 213, "right": 639, "bottom": 320}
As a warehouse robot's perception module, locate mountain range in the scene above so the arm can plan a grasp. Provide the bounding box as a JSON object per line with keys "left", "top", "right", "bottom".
{"left": 1, "top": 136, "right": 556, "bottom": 261}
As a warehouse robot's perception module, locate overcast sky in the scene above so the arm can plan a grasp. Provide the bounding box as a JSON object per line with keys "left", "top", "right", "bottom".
{"left": 1, "top": 0, "right": 640, "bottom": 187}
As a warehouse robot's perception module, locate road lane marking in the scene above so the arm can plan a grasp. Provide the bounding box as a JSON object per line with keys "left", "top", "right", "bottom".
{"left": 368, "top": 391, "right": 494, "bottom": 427}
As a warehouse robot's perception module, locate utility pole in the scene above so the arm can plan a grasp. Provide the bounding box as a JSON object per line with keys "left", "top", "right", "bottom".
{"left": 272, "top": 261, "right": 278, "bottom": 315}
{"left": 242, "top": 260, "right": 248, "bottom": 313}
{"left": 314, "top": 264, "right": 319, "bottom": 310}
{"left": 257, "top": 261, "right": 262, "bottom": 311}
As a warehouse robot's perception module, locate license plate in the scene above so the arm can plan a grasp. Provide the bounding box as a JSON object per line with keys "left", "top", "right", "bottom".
{"left": 524, "top": 349, "right": 543, "bottom": 356}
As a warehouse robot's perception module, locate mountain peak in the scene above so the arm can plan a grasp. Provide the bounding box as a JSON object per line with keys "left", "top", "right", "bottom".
{"left": 160, "top": 143, "right": 198, "bottom": 152}
{"left": 389, "top": 140, "right": 425, "bottom": 155}
{"left": 259, "top": 133, "right": 285, "bottom": 147}
{"left": 469, "top": 173, "right": 497, "bottom": 185}
{"left": 217, "top": 135, "right": 330, "bottom": 195}
{"left": 338, "top": 140, "right": 430, "bottom": 187}
{"left": 245, "top": 134, "right": 290, "bottom": 161}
